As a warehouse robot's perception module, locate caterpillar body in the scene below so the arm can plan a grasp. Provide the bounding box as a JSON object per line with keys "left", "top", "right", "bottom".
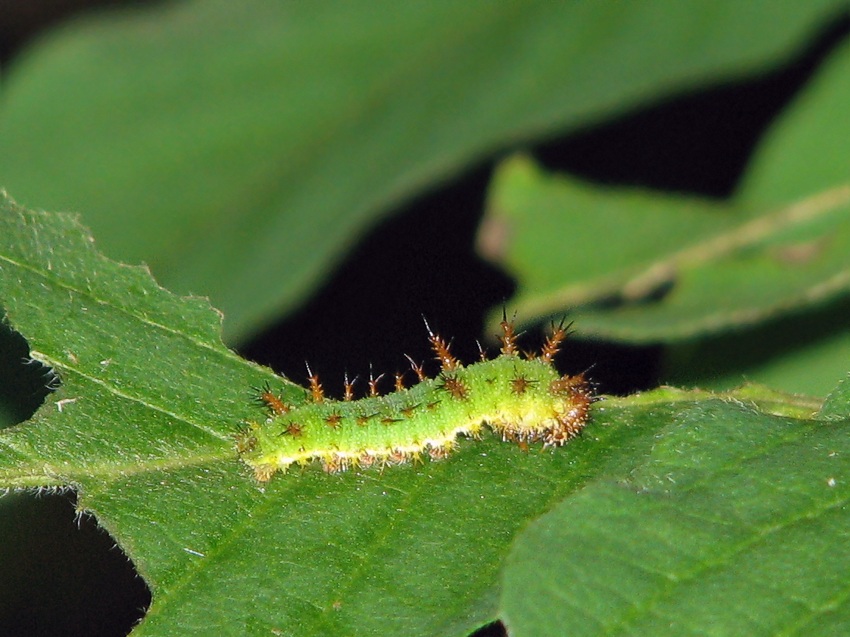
{"left": 237, "top": 317, "right": 592, "bottom": 481}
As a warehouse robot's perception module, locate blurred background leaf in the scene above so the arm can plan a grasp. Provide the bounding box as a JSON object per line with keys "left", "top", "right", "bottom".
{"left": 0, "top": 0, "right": 843, "bottom": 342}
{"left": 481, "top": 156, "right": 850, "bottom": 342}
{"left": 480, "top": 24, "right": 850, "bottom": 398}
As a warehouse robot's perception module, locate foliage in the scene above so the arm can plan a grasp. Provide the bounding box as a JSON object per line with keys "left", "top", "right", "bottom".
{"left": 2, "top": 2, "right": 850, "bottom": 636}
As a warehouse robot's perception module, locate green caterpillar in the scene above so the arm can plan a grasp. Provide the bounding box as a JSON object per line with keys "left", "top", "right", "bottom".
{"left": 237, "top": 317, "right": 592, "bottom": 481}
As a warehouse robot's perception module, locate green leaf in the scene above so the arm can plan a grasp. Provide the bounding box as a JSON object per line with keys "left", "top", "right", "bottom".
{"left": 0, "top": 0, "right": 841, "bottom": 341}
{"left": 0, "top": 200, "right": 296, "bottom": 487}
{"left": 740, "top": 37, "right": 850, "bottom": 206}
{"left": 2, "top": 197, "right": 843, "bottom": 635}
{"left": 479, "top": 28, "right": 850, "bottom": 395}
{"left": 659, "top": 36, "right": 850, "bottom": 397}
{"left": 481, "top": 155, "right": 850, "bottom": 342}
{"left": 661, "top": 300, "right": 850, "bottom": 397}
{"left": 501, "top": 397, "right": 848, "bottom": 637}
{"left": 819, "top": 372, "right": 850, "bottom": 421}
{"left": 4, "top": 196, "right": 586, "bottom": 635}
{"left": 0, "top": 194, "right": 595, "bottom": 635}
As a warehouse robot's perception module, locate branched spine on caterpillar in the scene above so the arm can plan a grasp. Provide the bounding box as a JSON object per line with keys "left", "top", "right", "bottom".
{"left": 237, "top": 315, "right": 593, "bottom": 481}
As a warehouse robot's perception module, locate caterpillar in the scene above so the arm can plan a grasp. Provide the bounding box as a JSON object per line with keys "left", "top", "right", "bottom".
{"left": 237, "top": 316, "right": 593, "bottom": 481}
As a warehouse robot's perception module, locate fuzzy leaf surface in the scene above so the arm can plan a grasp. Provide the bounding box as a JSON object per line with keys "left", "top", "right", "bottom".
{"left": 1, "top": 197, "right": 842, "bottom": 636}
{"left": 501, "top": 397, "right": 849, "bottom": 637}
